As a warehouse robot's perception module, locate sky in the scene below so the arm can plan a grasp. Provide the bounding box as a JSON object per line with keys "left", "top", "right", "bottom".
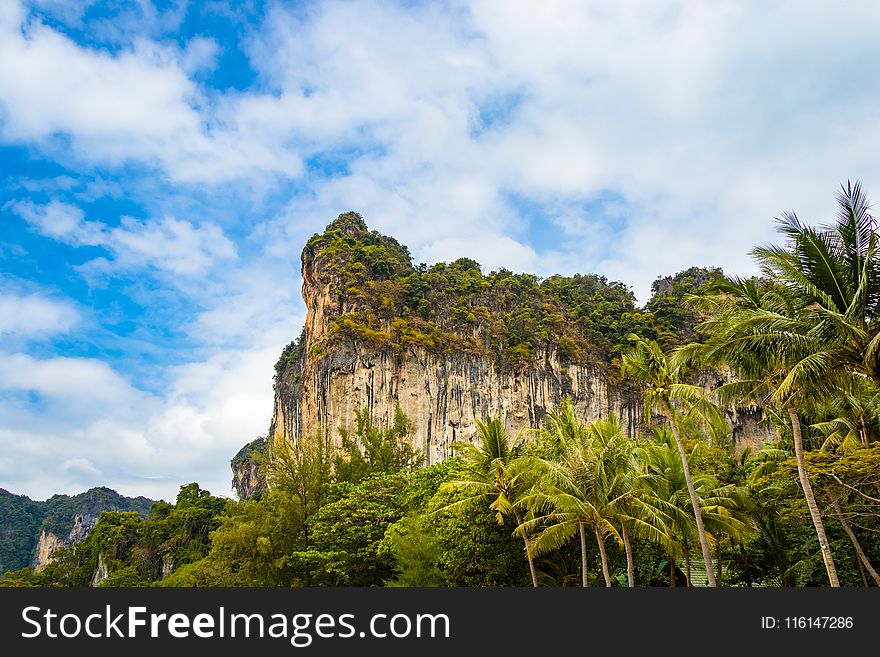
{"left": 2, "top": 0, "right": 880, "bottom": 502}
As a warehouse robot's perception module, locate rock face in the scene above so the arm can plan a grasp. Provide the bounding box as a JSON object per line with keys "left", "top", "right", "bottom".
{"left": 273, "top": 340, "right": 644, "bottom": 463}
{"left": 33, "top": 530, "right": 66, "bottom": 572}
{"left": 20, "top": 487, "right": 154, "bottom": 572}
{"left": 268, "top": 213, "right": 767, "bottom": 459}
{"left": 270, "top": 213, "right": 647, "bottom": 459}
{"left": 231, "top": 437, "right": 268, "bottom": 500}
{"left": 33, "top": 511, "right": 105, "bottom": 571}
{"left": 91, "top": 553, "right": 109, "bottom": 587}
{"left": 160, "top": 554, "right": 174, "bottom": 579}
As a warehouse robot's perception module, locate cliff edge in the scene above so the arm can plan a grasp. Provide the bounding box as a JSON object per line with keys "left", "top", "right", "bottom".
{"left": 269, "top": 212, "right": 652, "bottom": 462}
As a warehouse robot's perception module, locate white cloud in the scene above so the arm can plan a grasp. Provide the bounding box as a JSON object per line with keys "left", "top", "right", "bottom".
{"left": 0, "top": 340, "right": 286, "bottom": 500}
{"left": 420, "top": 235, "right": 537, "bottom": 275}
{"left": 0, "top": 2, "right": 299, "bottom": 182}
{"left": 60, "top": 457, "right": 102, "bottom": 479}
{"left": 10, "top": 199, "right": 237, "bottom": 278}
{"left": 179, "top": 36, "right": 219, "bottom": 75}
{"left": 9, "top": 199, "right": 102, "bottom": 244}
{"left": 107, "top": 215, "right": 237, "bottom": 276}
{"left": 246, "top": 0, "right": 880, "bottom": 299}
{"left": 0, "top": 291, "right": 79, "bottom": 336}
{"left": 0, "top": 353, "right": 146, "bottom": 411}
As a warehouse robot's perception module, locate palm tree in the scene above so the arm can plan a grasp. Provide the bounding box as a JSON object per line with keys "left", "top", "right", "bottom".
{"left": 525, "top": 408, "right": 672, "bottom": 587}
{"left": 752, "top": 181, "right": 880, "bottom": 388}
{"left": 522, "top": 428, "right": 618, "bottom": 586}
{"left": 438, "top": 417, "right": 540, "bottom": 587}
{"left": 621, "top": 336, "right": 721, "bottom": 586}
{"left": 694, "top": 181, "right": 880, "bottom": 587}
{"left": 681, "top": 276, "right": 843, "bottom": 585}
{"left": 810, "top": 377, "right": 880, "bottom": 450}
{"left": 526, "top": 399, "right": 595, "bottom": 586}
{"left": 638, "top": 429, "right": 751, "bottom": 586}
{"left": 587, "top": 415, "right": 674, "bottom": 587}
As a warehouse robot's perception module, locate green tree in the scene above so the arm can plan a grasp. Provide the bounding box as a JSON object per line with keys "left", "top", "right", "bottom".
{"left": 268, "top": 434, "right": 334, "bottom": 585}
{"left": 380, "top": 513, "right": 447, "bottom": 586}
{"left": 621, "top": 335, "right": 722, "bottom": 586}
{"left": 638, "top": 429, "right": 751, "bottom": 586}
{"left": 806, "top": 445, "right": 880, "bottom": 585}
{"left": 753, "top": 182, "right": 880, "bottom": 388}
{"left": 293, "top": 473, "right": 408, "bottom": 586}
{"left": 687, "top": 182, "right": 880, "bottom": 585}
{"left": 334, "top": 405, "right": 422, "bottom": 484}
{"left": 201, "top": 489, "right": 303, "bottom": 586}
{"left": 524, "top": 408, "right": 669, "bottom": 588}
{"left": 587, "top": 415, "right": 675, "bottom": 587}
{"left": 438, "top": 417, "right": 540, "bottom": 586}
{"left": 682, "top": 277, "right": 843, "bottom": 585}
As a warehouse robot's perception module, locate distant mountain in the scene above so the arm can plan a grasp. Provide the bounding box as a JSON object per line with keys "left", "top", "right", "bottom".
{"left": 0, "top": 487, "right": 153, "bottom": 574}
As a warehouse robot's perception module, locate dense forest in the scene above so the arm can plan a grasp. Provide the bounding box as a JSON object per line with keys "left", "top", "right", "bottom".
{"left": 3, "top": 183, "right": 880, "bottom": 588}
{"left": 0, "top": 487, "right": 153, "bottom": 576}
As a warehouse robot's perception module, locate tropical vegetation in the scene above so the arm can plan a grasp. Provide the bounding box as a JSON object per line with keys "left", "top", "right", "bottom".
{"left": 3, "top": 183, "right": 879, "bottom": 587}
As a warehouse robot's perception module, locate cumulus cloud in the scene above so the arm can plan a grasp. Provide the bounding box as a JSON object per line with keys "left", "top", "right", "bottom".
{"left": 9, "top": 199, "right": 103, "bottom": 245}
{"left": 4, "top": 0, "right": 876, "bottom": 293}
{"left": 0, "top": 1, "right": 299, "bottom": 182}
{"left": 247, "top": 0, "right": 880, "bottom": 297}
{"left": 0, "top": 291, "right": 79, "bottom": 336}
{"left": 0, "top": 338, "right": 289, "bottom": 500}
{"left": 10, "top": 199, "right": 237, "bottom": 278}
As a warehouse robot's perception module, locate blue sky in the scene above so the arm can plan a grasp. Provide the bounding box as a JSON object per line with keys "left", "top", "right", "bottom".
{"left": 2, "top": 0, "right": 880, "bottom": 502}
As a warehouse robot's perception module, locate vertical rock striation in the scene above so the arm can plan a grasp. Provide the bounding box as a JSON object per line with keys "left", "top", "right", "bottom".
{"left": 267, "top": 213, "right": 767, "bottom": 460}
{"left": 231, "top": 437, "right": 268, "bottom": 500}
{"left": 269, "top": 213, "right": 646, "bottom": 460}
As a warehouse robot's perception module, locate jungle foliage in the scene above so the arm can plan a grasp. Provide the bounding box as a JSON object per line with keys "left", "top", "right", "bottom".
{"left": 6, "top": 184, "right": 880, "bottom": 588}
{"left": 276, "top": 212, "right": 719, "bottom": 376}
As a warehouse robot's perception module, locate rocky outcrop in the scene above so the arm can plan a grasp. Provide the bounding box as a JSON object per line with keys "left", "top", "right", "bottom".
{"left": 231, "top": 437, "right": 268, "bottom": 500}
{"left": 19, "top": 487, "right": 155, "bottom": 572}
{"left": 273, "top": 340, "right": 643, "bottom": 463}
{"left": 33, "top": 530, "right": 66, "bottom": 572}
{"left": 91, "top": 553, "right": 108, "bottom": 587}
{"left": 268, "top": 213, "right": 767, "bottom": 460}
{"left": 160, "top": 554, "right": 174, "bottom": 579}
{"left": 270, "top": 214, "right": 645, "bottom": 459}
{"left": 33, "top": 512, "right": 106, "bottom": 571}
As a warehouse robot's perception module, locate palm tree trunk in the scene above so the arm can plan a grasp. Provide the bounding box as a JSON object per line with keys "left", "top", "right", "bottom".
{"left": 826, "top": 486, "right": 880, "bottom": 586}
{"left": 579, "top": 523, "right": 590, "bottom": 587}
{"left": 622, "top": 523, "right": 635, "bottom": 587}
{"left": 684, "top": 538, "right": 692, "bottom": 587}
{"left": 594, "top": 526, "right": 613, "bottom": 587}
{"left": 856, "top": 551, "right": 869, "bottom": 587}
{"left": 514, "top": 510, "right": 539, "bottom": 588}
{"left": 787, "top": 405, "right": 839, "bottom": 587}
{"left": 661, "top": 397, "right": 717, "bottom": 587}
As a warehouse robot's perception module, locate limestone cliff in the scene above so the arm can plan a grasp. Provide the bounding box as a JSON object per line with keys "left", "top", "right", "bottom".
{"left": 268, "top": 213, "right": 766, "bottom": 459}
{"left": 231, "top": 437, "right": 268, "bottom": 500}
{"left": 272, "top": 214, "right": 622, "bottom": 458}
{"left": 25, "top": 487, "right": 153, "bottom": 571}
{"left": 273, "top": 340, "right": 645, "bottom": 463}
{"left": 33, "top": 530, "right": 66, "bottom": 572}
{"left": 33, "top": 511, "right": 104, "bottom": 571}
